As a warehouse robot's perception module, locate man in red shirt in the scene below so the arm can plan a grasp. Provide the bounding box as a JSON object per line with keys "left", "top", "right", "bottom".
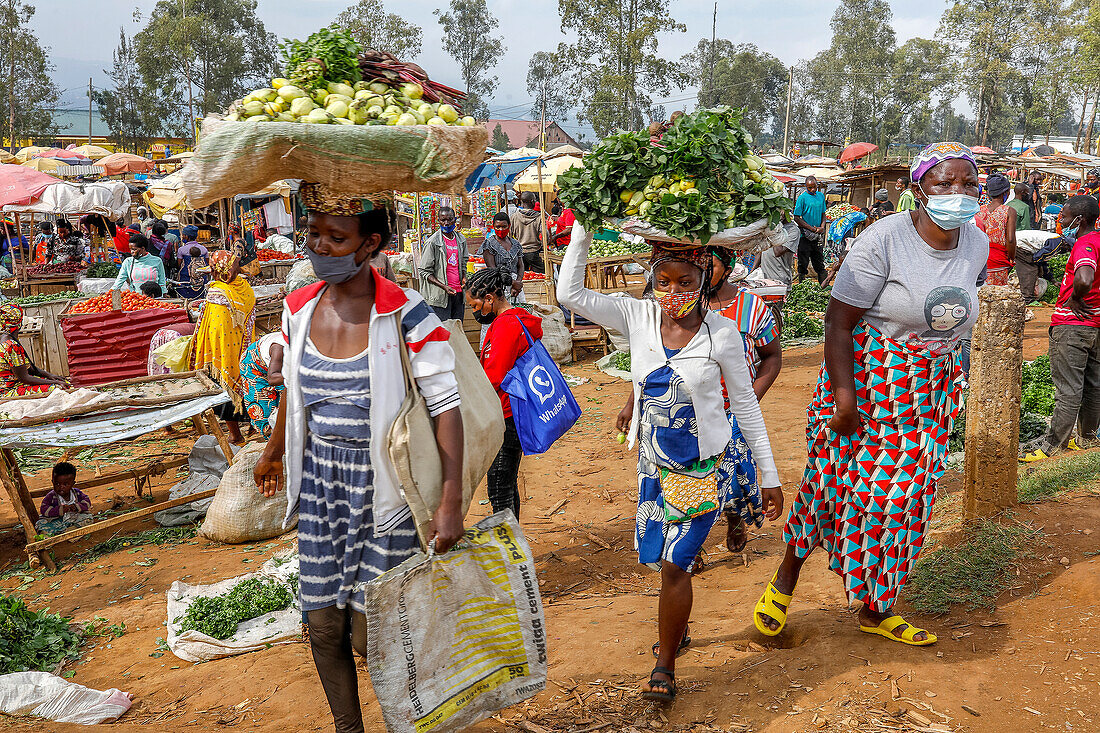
{"left": 1024, "top": 194, "right": 1100, "bottom": 461}
{"left": 551, "top": 205, "right": 575, "bottom": 249}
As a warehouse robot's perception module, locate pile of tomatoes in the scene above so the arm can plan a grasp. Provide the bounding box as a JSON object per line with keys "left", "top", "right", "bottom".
{"left": 521, "top": 271, "right": 545, "bottom": 281}
{"left": 257, "top": 249, "right": 296, "bottom": 261}
{"left": 67, "top": 291, "right": 182, "bottom": 314}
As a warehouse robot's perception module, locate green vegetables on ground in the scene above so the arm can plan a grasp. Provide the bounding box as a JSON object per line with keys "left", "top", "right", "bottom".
{"left": 0, "top": 594, "right": 83, "bottom": 674}
{"left": 175, "top": 577, "right": 293, "bottom": 640}
{"left": 558, "top": 106, "right": 792, "bottom": 244}
{"left": 781, "top": 309, "right": 825, "bottom": 340}
{"left": 1040, "top": 253, "right": 1069, "bottom": 304}
{"left": 610, "top": 352, "right": 631, "bottom": 371}
{"left": 785, "top": 280, "right": 831, "bottom": 312}
{"left": 1021, "top": 354, "right": 1055, "bottom": 416}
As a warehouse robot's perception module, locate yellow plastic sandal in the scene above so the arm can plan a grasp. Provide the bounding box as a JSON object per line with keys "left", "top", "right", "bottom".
{"left": 859, "top": 615, "right": 937, "bottom": 646}
{"left": 753, "top": 572, "right": 792, "bottom": 637}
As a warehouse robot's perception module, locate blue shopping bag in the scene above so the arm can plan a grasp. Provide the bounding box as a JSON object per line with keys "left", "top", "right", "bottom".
{"left": 500, "top": 316, "right": 581, "bottom": 455}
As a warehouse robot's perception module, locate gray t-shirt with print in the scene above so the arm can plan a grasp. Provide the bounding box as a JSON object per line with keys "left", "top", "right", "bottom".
{"left": 832, "top": 212, "right": 987, "bottom": 356}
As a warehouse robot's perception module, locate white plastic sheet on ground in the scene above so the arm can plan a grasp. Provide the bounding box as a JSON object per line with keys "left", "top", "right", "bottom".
{"left": 363, "top": 512, "right": 547, "bottom": 733}
{"left": 166, "top": 550, "right": 300, "bottom": 663}
{"left": 0, "top": 671, "right": 132, "bottom": 724}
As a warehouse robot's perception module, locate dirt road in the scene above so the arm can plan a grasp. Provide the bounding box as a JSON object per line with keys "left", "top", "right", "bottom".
{"left": 1, "top": 305, "right": 1097, "bottom": 732}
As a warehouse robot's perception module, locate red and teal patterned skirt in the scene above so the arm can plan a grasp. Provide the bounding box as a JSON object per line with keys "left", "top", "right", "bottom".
{"left": 783, "top": 322, "right": 961, "bottom": 612}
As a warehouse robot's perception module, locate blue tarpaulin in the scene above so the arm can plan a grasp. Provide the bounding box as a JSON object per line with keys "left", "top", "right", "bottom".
{"left": 465, "top": 158, "right": 539, "bottom": 192}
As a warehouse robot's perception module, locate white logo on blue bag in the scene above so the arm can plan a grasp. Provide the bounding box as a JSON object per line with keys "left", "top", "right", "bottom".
{"left": 528, "top": 365, "right": 556, "bottom": 404}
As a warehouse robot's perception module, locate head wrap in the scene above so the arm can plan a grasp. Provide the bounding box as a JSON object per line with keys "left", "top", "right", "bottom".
{"left": 875, "top": 188, "right": 890, "bottom": 202}
{"left": 651, "top": 242, "right": 710, "bottom": 271}
{"left": 299, "top": 182, "right": 391, "bottom": 217}
{"left": 985, "top": 173, "right": 1011, "bottom": 198}
{"left": 910, "top": 142, "right": 978, "bottom": 184}
{"left": 207, "top": 250, "right": 238, "bottom": 281}
{"left": 0, "top": 303, "right": 23, "bottom": 333}
{"left": 182, "top": 225, "right": 199, "bottom": 241}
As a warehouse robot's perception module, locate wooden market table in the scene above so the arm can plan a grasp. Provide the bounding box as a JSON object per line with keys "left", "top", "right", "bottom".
{"left": 0, "top": 371, "right": 235, "bottom": 570}
{"left": 547, "top": 252, "right": 636, "bottom": 291}
{"left": 258, "top": 258, "right": 301, "bottom": 281}
{"left": 18, "top": 274, "right": 79, "bottom": 297}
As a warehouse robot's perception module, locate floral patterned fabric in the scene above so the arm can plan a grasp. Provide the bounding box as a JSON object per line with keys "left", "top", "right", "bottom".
{"left": 240, "top": 339, "right": 283, "bottom": 436}
{"left": 0, "top": 339, "right": 52, "bottom": 399}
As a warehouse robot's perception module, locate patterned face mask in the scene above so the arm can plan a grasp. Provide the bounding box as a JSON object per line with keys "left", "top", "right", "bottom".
{"left": 653, "top": 288, "right": 701, "bottom": 319}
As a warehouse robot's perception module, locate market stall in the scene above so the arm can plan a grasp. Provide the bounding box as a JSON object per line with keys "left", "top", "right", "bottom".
{"left": 0, "top": 371, "right": 234, "bottom": 571}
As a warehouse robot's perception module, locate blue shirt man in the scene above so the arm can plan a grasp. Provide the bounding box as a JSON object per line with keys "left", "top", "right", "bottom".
{"left": 793, "top": 176, "right": 827, "bottom": 284}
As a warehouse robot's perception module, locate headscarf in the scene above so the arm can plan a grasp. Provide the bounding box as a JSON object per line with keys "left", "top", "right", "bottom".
{"left": 299, "top": 181, "right": 392, "bottom": 216}
{"left": 650, "top": 242, "right": 710, "bottom": 272}
{"left": 985, "top": 173, "right": 1011, "bottom": 198}
{"left": 208, "top": 250, "right": 237, "bottom": 282}
{"left": 182, "top": 225, "right": 199, "bottom": 241}
{"left": 910, "top": 142, "right": 978, "bottom": 184}
{"left": 0, "top": 303, "right": 22, "bottom": 334}
{"left": 874, "top": 189, "right": 890, "bottom": 202}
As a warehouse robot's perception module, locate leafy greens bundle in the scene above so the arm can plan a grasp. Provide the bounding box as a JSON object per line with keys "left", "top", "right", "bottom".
{"left": 559, "top": 107, "right": 793, "bottom": 245}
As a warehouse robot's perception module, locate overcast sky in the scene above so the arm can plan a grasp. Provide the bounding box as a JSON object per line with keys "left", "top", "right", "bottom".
{"left": 36, "top": 0, "right": 943, "bottom": 134}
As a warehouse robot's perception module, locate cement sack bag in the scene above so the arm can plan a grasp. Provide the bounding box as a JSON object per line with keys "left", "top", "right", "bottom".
{"left": 156, "top": 436, "right": 236, "bottom": 527}
{"left": 1015, "top": 229, "right": 1060, "bottom": 256}
{"left": 522, "top": 302, "right": 572, "bottom": 365}
{"left": 618, "top": 215, "right": 787, "bottom": 253}
{"left": 181, "top": 117, "right": 489, "bottom": 209}
{"left": 0, "top": 672, "right": 132, "bottom": 724}
{"left": 200, "top": 441, "right": 297, "bottom": 543}
{"left": 167, "top": 550, "right": 300, "bottom": 663}
{"left": 363, "top": 512, "right": 547, "bottom": 733}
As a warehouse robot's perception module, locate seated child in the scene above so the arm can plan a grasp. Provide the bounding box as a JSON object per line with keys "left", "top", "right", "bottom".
{"left": 140, "top": 281, "right": 163, "bottom": 298}
{"left": 35, "top": 462, "right": 93, "bottom": 535}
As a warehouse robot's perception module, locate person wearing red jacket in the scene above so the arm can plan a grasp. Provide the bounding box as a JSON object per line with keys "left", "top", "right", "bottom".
{"left": 465, "top": 267, "right": 543, "bottom": 518}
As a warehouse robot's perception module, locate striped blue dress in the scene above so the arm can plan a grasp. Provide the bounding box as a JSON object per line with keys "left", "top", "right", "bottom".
{"left": 297, "top": 338, "right": 419, "bottom": 613}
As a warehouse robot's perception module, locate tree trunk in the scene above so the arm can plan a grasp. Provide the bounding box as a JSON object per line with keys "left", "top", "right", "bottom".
{"left": 1076, "top": 88, "right": 1089, "bottom": 153}
{"left": 1085, "top": 95, "right": 1098, "bottom": 155}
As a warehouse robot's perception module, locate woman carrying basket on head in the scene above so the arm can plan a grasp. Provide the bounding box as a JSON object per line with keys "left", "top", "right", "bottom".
{"left": 253, "top": 184, "right": 465, "bottom": 733}
{"left": 557, "top": 224, "right": 782, "bottom": 704}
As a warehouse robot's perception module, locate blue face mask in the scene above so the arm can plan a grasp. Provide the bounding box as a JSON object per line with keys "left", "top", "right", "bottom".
{"left": 1062, "top": 217, "right": 1081, "bottom": 243}
{"left": 441, "top": 223, "right": 456, "bottom": 236}
{"left": 919, "top": 186, "right": 980, "bottom": 230}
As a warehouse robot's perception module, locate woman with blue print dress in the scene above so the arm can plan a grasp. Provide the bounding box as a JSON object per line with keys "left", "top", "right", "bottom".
{"left": 254, "top": 184, "right": 464, "bottom": 733}
{"left": 558, "top": 224, "right": 783, "bottom": 704}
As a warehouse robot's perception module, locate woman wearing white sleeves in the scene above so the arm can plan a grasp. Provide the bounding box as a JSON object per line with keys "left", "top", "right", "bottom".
{"left": 557, "top": 224, "right": 782, "bottom": 703}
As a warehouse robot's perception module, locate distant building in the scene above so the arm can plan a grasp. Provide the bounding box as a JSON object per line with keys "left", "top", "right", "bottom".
{"left": 1011, "top": 135, "right": 1079, "bottom": 154}
{"left": 482, "top": 119, "right": 580, "bottom": 150}
{"left": 7, "top": 109, "right": 191, "bottom": 157}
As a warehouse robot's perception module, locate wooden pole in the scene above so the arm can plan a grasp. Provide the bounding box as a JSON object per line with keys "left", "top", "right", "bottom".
{"left": 963, "top": 285, "right": 1026, "bottom": 520}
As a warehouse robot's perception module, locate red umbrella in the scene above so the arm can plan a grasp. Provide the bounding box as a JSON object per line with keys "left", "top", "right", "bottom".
{"left": 31, "top": 147, "right": 92, "bottom": 165}
{"left": 971, "top": 145, "right": 996, "bottom": 155}
{"left": 839, "top": 142, "right": 878, "bottom": 164}
{"left": 0, "top": 163, "right": 60, "bottom": 207}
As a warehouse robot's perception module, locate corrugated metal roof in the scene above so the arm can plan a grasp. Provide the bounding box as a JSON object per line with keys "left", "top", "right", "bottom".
{"left": 61, "top": 308, "right": 190, "bottom": 386}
